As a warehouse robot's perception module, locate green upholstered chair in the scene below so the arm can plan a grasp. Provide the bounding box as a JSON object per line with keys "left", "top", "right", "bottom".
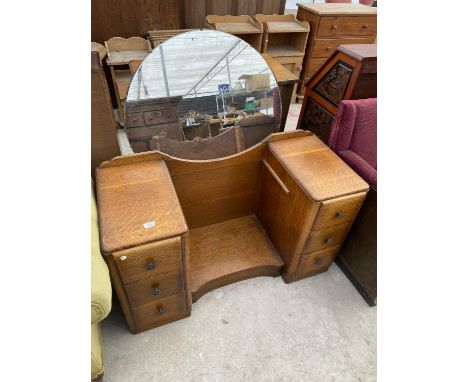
{"left": 91, "top": 185, "right": 112, "bottom": 380}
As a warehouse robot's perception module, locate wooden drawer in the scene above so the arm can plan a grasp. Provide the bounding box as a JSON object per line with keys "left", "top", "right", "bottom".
{"left": 113, "top": 238, "right": 182, "bottom": 284}
{"left": 132, "top": 292, "right": 186, "bottom": 327}
{"left": 143, "top": 109, "right": 178, "bottom": 125}
{"left": 304, "top": 223, "right": 350, "bottom": 253}
{"left": 317, "top": 16, "right": 377, "bottom": 37}
{"left": 312, "top": 37, "right": 376, "bottom": 59}
{"left": 124, "top": 271, "right": 184, "bottom": 307}
{"left": 313, "top": 192, "right": 367, "bottom": 230}
{"left": 126, "top": 113, "right": 143, "bottom": 128}
{"left": 298, "top": 245, "right": 340, "bottom": 276}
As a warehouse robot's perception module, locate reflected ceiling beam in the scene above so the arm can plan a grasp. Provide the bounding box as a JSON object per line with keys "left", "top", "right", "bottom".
{"left": 159, "top": 45, "right": 170, "bottom": 97}
{"left": 184, "top": 40, "right": 247, "bottom": 98}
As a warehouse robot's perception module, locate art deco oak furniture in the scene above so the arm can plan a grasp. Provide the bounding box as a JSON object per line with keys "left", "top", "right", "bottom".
{"left": 296, "top": 3, "right": 377, "bottom": 97}
{"left": 95, "top": 131, "right": 369, "bottom": 333}
{"left": 329, "top": 98, "right": 377, "bottom": 306}
{"left": 297, "top": 44, "right": 377, "bottom": 143}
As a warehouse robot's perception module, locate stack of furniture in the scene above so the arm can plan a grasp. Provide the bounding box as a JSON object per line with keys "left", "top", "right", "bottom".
{"left": 91, "top": 51, "right": 121, "bottom": 179}
{"left": 328, "top": 98, "right": 377, "bottom": 306}
{"left": 91, "top": 185, "right": 112, "bottom": 381}
{"left": 205, "top": 15, "right": 263, "bottom": 51}
{"left": 297, "top": 44, "right": 377, "bottom": 143}
{"left": 146, "top": 29, "right": 194, "bottom": 48}
{"left": 255, "top": 14, "right": 309, "bottom": 81}
{"left": 105, "top": 37, "right": 152, "bottom": 122}
{"left": 262, "top": 53, "right": 299, "bottom": 130}
{"left": 95, "top": 130, "right": 369, "bottom": 333}
{"left": 296, "top": 3, "right": 377, "bottom": 97}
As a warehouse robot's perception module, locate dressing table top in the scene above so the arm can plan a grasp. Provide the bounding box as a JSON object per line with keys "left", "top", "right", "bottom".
{"left": 96, "top": 160, "right": 188, "bottom": 254}
{"left": 268, "top": 135, "right": 369, "bottom": 201}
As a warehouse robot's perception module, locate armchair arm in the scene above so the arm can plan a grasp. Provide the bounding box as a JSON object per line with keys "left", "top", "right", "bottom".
{"left": 339, "top": 149, "right": 377, "bottom": 190}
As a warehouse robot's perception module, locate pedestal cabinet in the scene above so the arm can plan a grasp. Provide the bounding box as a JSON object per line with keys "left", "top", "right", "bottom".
{"left": 296, "top": 3, "right": 377, "bottom": 97}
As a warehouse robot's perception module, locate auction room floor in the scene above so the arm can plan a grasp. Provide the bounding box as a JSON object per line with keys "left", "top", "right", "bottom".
{"left": 101, "top": 104, "right": 377, "bottom": 382}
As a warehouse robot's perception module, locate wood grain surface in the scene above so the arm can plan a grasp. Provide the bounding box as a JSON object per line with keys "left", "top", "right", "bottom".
{"left": 268, "top": 135, "right": 369, "bottom": 201}
{"left": 96, "top": 160, "right": 188, "bottom": 253}
{"left": 189, "top": 215, "right": 284, "bottom": 302}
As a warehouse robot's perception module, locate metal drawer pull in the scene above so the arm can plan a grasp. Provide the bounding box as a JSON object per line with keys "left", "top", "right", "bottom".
{"left": 325, "top": 237, "right": 334, "bottom": 245}
{"left": 336, "top": 211, "right": 345, "bottom": 219}
{"left": 146, "top": 261, "right": 156, "bottom": 270}
{"left": 157, "top": 111, "right": 162, "bottom": 117}
{"left": 152, "top": 287, "right": 161, "bottom": 296}
{"left": 120, "top": 256, "right": 127, "bottom": 261}
{"left": 262, "top": 159, "right": 290, "bottom": 196}
{"left": 157, "top": 306, "right": 165, "bottom": 315}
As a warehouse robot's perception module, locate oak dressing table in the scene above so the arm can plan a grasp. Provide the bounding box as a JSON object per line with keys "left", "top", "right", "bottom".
{"left": 96, "top": 130, "right": 368, "bottom": 333}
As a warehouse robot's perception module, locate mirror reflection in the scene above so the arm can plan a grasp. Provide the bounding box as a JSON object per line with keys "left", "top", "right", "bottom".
{"left": 125, "top": 29, "right": 281, "bottom": 160}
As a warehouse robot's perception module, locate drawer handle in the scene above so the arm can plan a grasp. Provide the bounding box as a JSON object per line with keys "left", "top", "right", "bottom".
{"left": 363, "top": 24, "right": 369, "bottom": 28}
{"left": 157, "top": 306, "right": 165, "bottom": 315}
{"left": 332, "top": 24, "right": 338, "bottom": 30}
{"left": 146, "top": 261, "right": 156, "bottom": 270}
{"left": 262, "top": 159, "right": 290, "bottom": 196}
{"left": 336, "top": 211, "right": 345, "bottom": 219}
{"left": 315, "top": 258, "right": 322, "bottom": 265}
{"left": 152, "top": 287, "right": 161, "bottom": 296}
{"left": 326, "top": 46, "right": 332, "bottom": 51}
{"left": 120, "top": 256, "right": 127, "bottom": 261}
{"left": 325, "top": 237, "right": 334, "bottom": 245}
{"left": 157, "top": 111, "right": 162, "bottom": 117}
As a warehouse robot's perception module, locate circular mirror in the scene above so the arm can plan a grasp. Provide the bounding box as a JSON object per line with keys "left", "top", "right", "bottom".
{"left": 125, "top": 29, "right": 281, "bottom": 160}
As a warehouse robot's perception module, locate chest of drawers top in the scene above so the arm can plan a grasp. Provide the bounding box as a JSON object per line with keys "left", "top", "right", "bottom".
{"left": 268, "top": 135, "right": 369, "bottom": 201}
{"left": 297, "top": 3, "right": 377, "bottom": 17}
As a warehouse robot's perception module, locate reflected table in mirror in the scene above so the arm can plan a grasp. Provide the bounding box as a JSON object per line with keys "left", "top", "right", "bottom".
{"left": 124, "top": 29, "right": 282, "bottom": 160}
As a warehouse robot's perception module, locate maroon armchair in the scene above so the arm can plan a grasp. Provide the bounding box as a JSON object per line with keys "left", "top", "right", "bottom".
{"left": 328, "top": 98, "right": 377, "bottom": 306}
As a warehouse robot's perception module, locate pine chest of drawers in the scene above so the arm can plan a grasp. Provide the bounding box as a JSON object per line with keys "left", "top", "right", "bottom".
{"left": 296, "top": 3, "right": 377, "bottom": 96}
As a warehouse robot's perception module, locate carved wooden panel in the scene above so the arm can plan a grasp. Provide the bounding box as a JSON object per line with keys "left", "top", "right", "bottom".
{"left": 313, "top": 61, "right": 353, "bottom": 107}
{"left": 300, "top": 99, "right": 334, "bottom": 143}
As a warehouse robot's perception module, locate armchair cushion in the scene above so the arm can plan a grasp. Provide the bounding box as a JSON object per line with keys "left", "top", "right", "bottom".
{"left": 91, "top": 185, "right": 112, "bottom": 324}
{"left": 328, "top": 98, "right": 377, "bottom": 189}
{"left": 329, "top": 98, "right": 377, "bottom": 170}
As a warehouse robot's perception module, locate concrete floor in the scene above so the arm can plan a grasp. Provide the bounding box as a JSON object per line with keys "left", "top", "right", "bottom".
{"left": 101, "top": 103, "right": 377, "bottom": 381}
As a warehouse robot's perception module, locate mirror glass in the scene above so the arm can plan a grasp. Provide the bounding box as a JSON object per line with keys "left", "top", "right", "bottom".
{"left": 125, "top": 29, "right": 281, "bottom": 160}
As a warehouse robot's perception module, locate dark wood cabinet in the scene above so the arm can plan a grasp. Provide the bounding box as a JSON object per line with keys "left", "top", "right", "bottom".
{"left": 125, "top": 97, "right": 184, "bottom": 153}
{"left": 297, "top": 44, "right": 377, "bottom": 143}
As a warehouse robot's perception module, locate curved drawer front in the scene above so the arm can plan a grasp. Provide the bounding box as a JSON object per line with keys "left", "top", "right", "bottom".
{"left": 298, "top": 245, "right": 340, "bottom": 276}
{"left": 313, "top": 192, "right": 367, "bottom": 230}
{"left": 305, "top": 223, "right": 350, "bottom": 253}
{"left": 124, "top": 271, "right": 184, "bottom": 307}
{"left": 132, "top": 292, "right": 186, "bottom": 327}
{"left": 113, "top": 237, "right": 182, "bottom": 284}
